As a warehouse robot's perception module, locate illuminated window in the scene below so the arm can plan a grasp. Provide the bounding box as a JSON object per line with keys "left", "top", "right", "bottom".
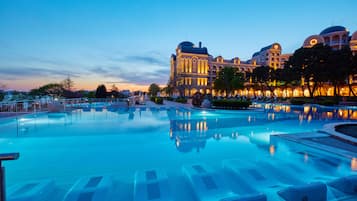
{"left": 310, "top": 39, "right": 318, "bottom": 46}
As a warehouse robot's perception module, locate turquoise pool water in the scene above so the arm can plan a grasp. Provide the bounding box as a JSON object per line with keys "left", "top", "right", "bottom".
{"left": 0, "top": 104, "right": 356, "bottom": 200}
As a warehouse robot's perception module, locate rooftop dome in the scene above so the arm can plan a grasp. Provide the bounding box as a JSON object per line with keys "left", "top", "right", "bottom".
{"left": 320, "top": 26, "right": 347, "bottom": 35}
{"left": 303, "top": 35, "right": 324, "bottom": 48}
{"left": 352, "top": 31, "right": 357, "bottom": 40}
{"left": 177, "top": 41, "right": 194, "bottom": 49}
{"left": 177, "top": 41, "right": 208, "bottom": 54}
{"left": 252, "top": 52, "right": 260, "bottom": 57}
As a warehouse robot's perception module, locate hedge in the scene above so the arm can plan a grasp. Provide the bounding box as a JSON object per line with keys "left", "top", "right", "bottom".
{"left": 175, "top": 97, "right": 187, "bottom": 103}
{"left": 150, "top": 96, "right": 164, "bottom": 104}
{"left": 212, "top": 99, "right": 251, "bottom": 109}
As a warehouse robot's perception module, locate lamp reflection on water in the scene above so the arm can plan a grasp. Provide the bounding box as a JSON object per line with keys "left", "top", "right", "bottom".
{"left": 269, "top": 145, "right": 275, "bottom": 156}
{"left": 351, "top": 158, "right": 357, "bottom": 171}
{"left": 304, "top": 152, "right": 309, "bottom": 163}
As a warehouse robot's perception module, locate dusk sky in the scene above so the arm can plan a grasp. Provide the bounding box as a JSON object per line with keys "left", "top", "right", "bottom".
{"left": 1, "top": 0, "right": 357, "bottom": 91}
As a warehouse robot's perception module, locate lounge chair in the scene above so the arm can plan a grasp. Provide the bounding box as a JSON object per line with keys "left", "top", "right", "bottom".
{"left": 327, "top": 175, "right": 357, "bottom": 200}
{"left": 7, "top": 179, "right": 55, "bottom": 201}
{"left": 63, "top": 175, "right": 113, "bottom": 201}
{"left": 94, "top": 107, "right": 103, "bottom": 112}
{"left": 278, "top": 182, "right": 327, "bottom": 201}
{"left": 182, "top": 163, "right": 266, "bottom": 201}
{"left": 223, "top": 158, "right": 307, "bottom": 200}
{"left": 223, "top": 159, "right": 284, "bottom": 189}
{"left": 134, "top": 169, "right": 172, "bottom": 201}
{"left": 82, "top": 107, "right": 91, "bottom": 112}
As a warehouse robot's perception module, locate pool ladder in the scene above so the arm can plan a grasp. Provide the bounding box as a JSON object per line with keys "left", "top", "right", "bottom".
{"left": 0, "top": 153, "right": 19, "bottom": 201}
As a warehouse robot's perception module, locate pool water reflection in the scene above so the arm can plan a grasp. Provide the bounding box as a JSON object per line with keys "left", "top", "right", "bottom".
{"left": 0, "top": 104, "right": 356, "bottom": 200}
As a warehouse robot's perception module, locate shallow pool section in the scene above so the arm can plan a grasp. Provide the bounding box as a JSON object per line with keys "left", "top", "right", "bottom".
{"left": 1, "top": 104, "right": 356, "bottom": 201}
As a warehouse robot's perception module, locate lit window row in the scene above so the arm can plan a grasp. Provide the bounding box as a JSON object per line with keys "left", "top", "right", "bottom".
{"left": 197, "top": 78, "right": 208, "bottom": 86}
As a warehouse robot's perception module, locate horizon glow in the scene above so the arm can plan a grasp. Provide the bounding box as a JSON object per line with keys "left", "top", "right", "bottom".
{"left": 1, "top": 0, "right": 357, "bottom": 91}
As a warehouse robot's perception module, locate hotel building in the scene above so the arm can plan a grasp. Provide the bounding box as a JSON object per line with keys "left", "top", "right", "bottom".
{"left": 170, "top": 26, "right": 357, "bottom": 97}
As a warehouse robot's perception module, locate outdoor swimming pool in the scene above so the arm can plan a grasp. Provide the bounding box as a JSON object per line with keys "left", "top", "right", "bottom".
{"left": 0, "top": 104, "right": 356, "bottom": 201}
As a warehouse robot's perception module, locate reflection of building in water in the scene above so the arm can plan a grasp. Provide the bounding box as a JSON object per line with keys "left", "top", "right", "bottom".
{"left": 263, "top": 104, "right": 357, "bottom": 121}
{"left": 170, "top": 119, "right": 210, "bottom": 152}
{"left": 169, "top": 117, "right": 270, "bottom": 152}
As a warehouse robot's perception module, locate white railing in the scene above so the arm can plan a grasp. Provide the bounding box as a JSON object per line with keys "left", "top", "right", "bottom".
{"left": 0, "top": 96, "right": 145, "bottom": 113}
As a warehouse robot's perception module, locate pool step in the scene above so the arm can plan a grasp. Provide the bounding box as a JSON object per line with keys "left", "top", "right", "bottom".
{"left": 7, "top": 179, "right": 55, "bottom": 201}
{"left": 134, "top": 169, "right": 173, "bottom": 201}
{"left": 63, "top": 176, "right": 113, "bottom": 201}
{"left": 182, "top": 163, "right": 267, "bottom": 201}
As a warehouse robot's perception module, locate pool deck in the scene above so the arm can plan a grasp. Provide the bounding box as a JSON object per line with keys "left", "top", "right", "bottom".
{"left": 320, "top": 122, "right": 357, "bottom": 144}
{"left": 271, "top": 131, "right": 357, "bottom": 159}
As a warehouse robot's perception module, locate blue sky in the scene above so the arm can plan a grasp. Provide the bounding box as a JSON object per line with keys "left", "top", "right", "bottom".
{"left": 1, "top": 0, "right": 357, "bottom": 91}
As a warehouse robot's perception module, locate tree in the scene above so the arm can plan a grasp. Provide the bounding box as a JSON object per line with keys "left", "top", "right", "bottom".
{"left": 95, "top": 84, "right": 107, "bottom": 98}
{"left": 213, "top": 67, "right": 245, "bottom": 97}
{"left": 325, "top": 47, "right": 352, "bottom": 97}
{"left": 251, "top": 66, "right": 276, "bottom": 96}
{"left": 0, "top": 83, "right": 5, "bottom": 101}
{"left": 148, "top": 83, "right": 160, "bottom": 97}
{"left": 29, "top": 83, "right": 64, "bottom": 97}
{"left": 61, "top": 76, "right": 74, "bottom": 91}
{"left": 161, "top": 83, "right": 174, "bottom": 97}
{"left": 109, "top": 84, "right": 119, "bottom": 98}
{"left": 287, "top": 44, "right": 331, "bottom": 98}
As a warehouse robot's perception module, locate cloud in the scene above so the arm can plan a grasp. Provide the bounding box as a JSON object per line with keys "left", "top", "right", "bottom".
{"left": 109, "top": 52, "right": 169, "bottom": 67}
{"left": 124, "top": 55, "right": 168, "bottom": 67}
{"left": 88, "top": 65, "right": 169, "bottom": 85}
{"left": 0, "top": 66, "right": 82, "bottom": 80}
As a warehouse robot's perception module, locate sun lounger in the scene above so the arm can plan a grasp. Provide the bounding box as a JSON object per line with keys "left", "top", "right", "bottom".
{"left": 182, "top": 163, "right": 266, "bottom": 201}
{"left": 63, "top": 176, "right": 113, "bottom": 201}
{"left": 7, "top": 179, "right": 55, "bottom": 201}
{"left": 82, "top": 107, "right": 91, "bottom": 112}
{"left": 134, "top": 169, "right": 172, "bottom": 201}
{"left": 327, "top": 175, "right": 357, "bottom": 200}
{"left": 223, "top": 159, "right": 283, "bottom": 189}
{"left": 278, "top": 182, "right": 327, "bottom": 201}
{"left": 94, "top": 107, "right": 103, "bottom": 112}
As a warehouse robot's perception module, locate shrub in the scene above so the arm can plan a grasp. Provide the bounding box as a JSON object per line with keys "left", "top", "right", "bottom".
{"left": 165, "top": 97, "right": 174, "bottom": 101}
{"left": 150, "top": 96, "right": 156, "bottom": 102}
{"left": 175, "top": 97, "right": 187, "bottom": 103}
{"left": 290, "top": 98, "right": 306, "bottom": 105}
{"left": 212, "top": 99, "right": 251, "bottom": 109}
{"left": 316, "top": 99, "right": 338, "bottom": 106}
{"left": 151, "top": 96, "right": 163, "bottom": 104}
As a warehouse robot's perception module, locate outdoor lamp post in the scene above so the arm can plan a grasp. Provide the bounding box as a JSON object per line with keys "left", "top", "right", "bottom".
{"left": 0, "top": 153, "right": 19, "bottom": 201}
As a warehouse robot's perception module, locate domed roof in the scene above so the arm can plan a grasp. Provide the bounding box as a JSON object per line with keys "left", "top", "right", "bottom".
{"left": 303, "top": 35, "right": 324, "bottom": 48}
{"left": 252, "top": 51, "right": 260, "bottom": 57}
{"left": 352, "top": 31, "right": 357, "bottom": 40}
{"left": 177, "top": 41, "right": 208, "bottom": 55}
{"left": 320, "top": 26, "right": 347, "bottom": 35}
{"left": 177, "top": 41, "right": 194, "bottom": 49}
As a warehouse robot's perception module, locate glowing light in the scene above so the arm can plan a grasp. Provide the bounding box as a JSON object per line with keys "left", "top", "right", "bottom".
{"left": 304, "top": 153, "right": 309, "bottom": 163}
{"left": 307, "top": 115, "right": 312, "bottom": 122}
{"left": 351, "top": 158, "right": 357, "bottom": 171}
{"left": 269, "top": 145, "right": 275, "bottom": 156}
{"left": 312, "top": 107, "right": 317, "bottom": 113}
{"left": 326, "top": 112, "right": 333, "bottom": 118}
{"left": 310, "top": 39, "right": 318, "bottom": 46}
{"left": 169, "top": 128, "right": 173, "bottom": 137}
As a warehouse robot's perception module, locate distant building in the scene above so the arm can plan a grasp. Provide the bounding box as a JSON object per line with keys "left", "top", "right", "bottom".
{"left": 251, "top": 43, "right": 292, "bottom": 70}
{"left": 349, "top": 31, "right": 357, "bottom": 55}
{"left": 170, "top": 41, "right": 258, "bottom": 96}
{"left": 170, "top": 26, "right": 357, "bottom": 97}
{"left": 303, "top": 26, "right": 355, "bottom": 51}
